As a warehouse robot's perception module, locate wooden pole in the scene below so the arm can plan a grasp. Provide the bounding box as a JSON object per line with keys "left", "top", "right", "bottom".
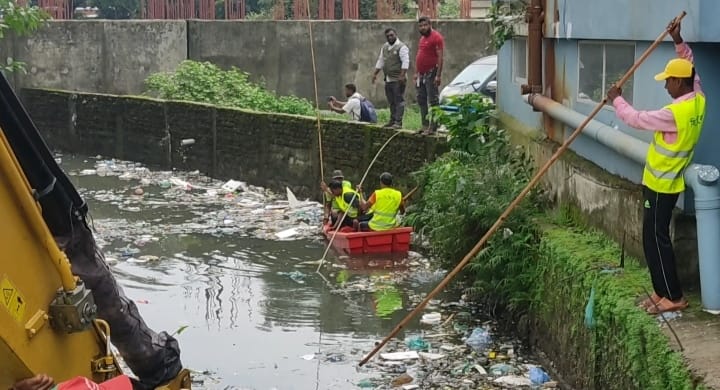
{"left": 358, "top": 10, "right": 687, "bottom": 366}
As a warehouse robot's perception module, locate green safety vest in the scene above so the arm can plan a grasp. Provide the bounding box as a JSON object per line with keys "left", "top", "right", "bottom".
{"left": 368, "top": 187, "right": 402, "bottom": 231}
{"left": 325, "top": 180, "right": 352, "bottom": 210}
{"left": 335, "top": 187, "right": 359, "bottom": 218}
{"left": 643, "top": 94, "right": 705, "bottom": 194}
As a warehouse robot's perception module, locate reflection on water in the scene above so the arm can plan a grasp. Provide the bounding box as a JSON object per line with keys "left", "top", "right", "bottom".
{"left": 61, "top": 155, "right": 448, "bottom": 390}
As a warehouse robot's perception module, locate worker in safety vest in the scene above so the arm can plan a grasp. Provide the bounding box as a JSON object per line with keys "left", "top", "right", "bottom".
{"left": 321, "top": 169, "right": 352, "bottom": 224}
{"left": 328, "top": 180, "right": 361, "bottom": 230}
{"left": 607, "top": 20, "right": 704, "bottom": 315}
{"left": 358, "top": 172, "right": 405, "bottom": 231}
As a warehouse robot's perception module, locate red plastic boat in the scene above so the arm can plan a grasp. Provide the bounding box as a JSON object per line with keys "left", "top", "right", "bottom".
{"left": 322, "top": 224, "right": 413, "bottom": 255}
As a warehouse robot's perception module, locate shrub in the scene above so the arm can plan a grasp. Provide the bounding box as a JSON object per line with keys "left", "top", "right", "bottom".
{"left": 144, "top": 60, "right": 315, "bottom": 116}
{"left": 407, "top": 95, "right": 543, "bottom": 311}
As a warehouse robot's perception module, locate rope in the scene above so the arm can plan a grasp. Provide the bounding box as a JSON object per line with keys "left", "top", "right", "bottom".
{"left": 304, "top": 7, "right": 324, "bottom": 180}
{"left": 303, "top": 8, "right": 326, "bottom": 390}
{"left": 315, "top": 130, "right": 402, "bottom": 273}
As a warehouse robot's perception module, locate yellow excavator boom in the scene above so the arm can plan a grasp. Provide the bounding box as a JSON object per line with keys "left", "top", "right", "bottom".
{"left": 0, "top": 128, "right": 122, "bottom": 388}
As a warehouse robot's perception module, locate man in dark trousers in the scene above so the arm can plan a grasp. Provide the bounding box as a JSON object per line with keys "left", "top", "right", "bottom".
{"left": 372, "top": 28, "right": 410, "bottom": 129}
{"left": 414, "top": 16, "right": 444, "bottom": 135}
{"left": 607, "top": 20, "right": 705, "bottom": 314}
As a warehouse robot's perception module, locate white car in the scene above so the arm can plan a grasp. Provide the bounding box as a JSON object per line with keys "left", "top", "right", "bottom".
{"left": 439, "top": 55, "right": 497, "bottom": 104}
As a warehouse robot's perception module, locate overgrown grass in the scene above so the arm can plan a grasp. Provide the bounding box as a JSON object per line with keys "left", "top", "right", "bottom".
{"left": 145, "top": 60, "right": 316, "bottom": 116}
{"left": 145, "top": 60, "right": 427, "bottom": 130}
{"left": 534, "top": 221, "right": 703, "bottom": 389}
{"left": 319, "top": 105, "right": 424, "bottom": 130}
{"left": 405, "top": 95, "right": 544, "bottom": 312}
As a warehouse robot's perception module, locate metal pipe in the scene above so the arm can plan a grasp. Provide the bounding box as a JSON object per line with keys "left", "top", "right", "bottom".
{"left": 524, "top": 93, "right": 648, "bottom": 164}
{"left": 522, "top": 0, "right": 543, "bottom": 95}
{"left": 524, "top": 92, "right": 720, "bottom": 314}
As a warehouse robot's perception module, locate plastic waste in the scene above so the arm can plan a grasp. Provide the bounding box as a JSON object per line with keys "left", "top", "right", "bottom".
{"left": 494, "top": 375, "right": 532, "bottom": 387}
{"left": 277, "top": 271, "right": 305, "bottom": 284}
{"left": 465, "top": 327, "right": 492, "bottom": 352}
{"left": 406, "top": 336, "right": 430, "bottom": 351}
{"left": 420, "top": 312, "right": 442, "bottom": 325}
{"left": 356, "top": 378, "right": 375, "bottom": 388}
{"left": 390, "top": 373, "right": 413, "bottom": 387}
{"left": 529, "top": 366, "right": 551, "bottom": 385}
{"left": 380, "top": 351, "right": 420, "bottom": 361}
{"left": 488, "top": 363, "right": 516, "bottom": 376}
{"left": 584, "top": 286, "right": 596, "bottom": 329}
{"left": 275, "top": 228, "right": 299, "bottom": 239}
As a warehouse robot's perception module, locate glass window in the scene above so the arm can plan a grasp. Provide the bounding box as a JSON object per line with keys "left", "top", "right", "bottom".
{"left": 578, "top": 42, "right": 635, "bottom": 104}
{"left": 513, "top": 37, "right": 527, "bottom": 83}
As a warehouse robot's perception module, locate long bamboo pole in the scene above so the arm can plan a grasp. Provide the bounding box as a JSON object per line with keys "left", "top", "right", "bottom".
{"left": 359, "top": 10, "right": 687, "bottom": 366}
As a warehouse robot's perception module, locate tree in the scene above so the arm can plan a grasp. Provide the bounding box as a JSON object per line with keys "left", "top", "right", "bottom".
{"left": 0, "top": 0, "right": 49, "bottom": 72}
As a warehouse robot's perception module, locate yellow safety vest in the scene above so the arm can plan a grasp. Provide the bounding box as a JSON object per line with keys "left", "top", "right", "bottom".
{"left": 368, "top": 187, "right": 402, "bottom": 231}
{"left": 325, "top": 180, "right": 352, "bottom": 210}
{"left": 643, "top": 94, "right": 705, "bottom": 194}
{"left": 335, "top": 187, "right": 359, "bottom": 218}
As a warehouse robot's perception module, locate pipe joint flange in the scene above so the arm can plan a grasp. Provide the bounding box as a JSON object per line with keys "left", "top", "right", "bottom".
{"left": 695, "top": 165, "right": 720, "bottom": 186}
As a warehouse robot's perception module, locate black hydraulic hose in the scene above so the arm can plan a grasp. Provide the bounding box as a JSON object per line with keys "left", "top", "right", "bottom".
{"left": 0, "top": 72, "right": 87, "bottom": 236}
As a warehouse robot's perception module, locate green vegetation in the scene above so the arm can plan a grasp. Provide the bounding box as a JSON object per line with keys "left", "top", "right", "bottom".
{"left": 406, "top": 93, "right": 542, "bottom": 311}
{"left": 534, "top": 219, "right": 702, "bottom": 389}
{"left": 487, "top": 0, "right": 527, "bottom": 51}
{"left": 0, "top": 0, "right": 48, "bottom": 73}
{"left": 145, "top": 60, "right": 316, "bottom": 116}
{"left": 405, "top": 92, "right": 702, "bottom": 388}
{"left": 146, "top": 60, "right": 428, "bottom": 129}
{"left": 320, "top": 105, "right": 423, "bottom": 131}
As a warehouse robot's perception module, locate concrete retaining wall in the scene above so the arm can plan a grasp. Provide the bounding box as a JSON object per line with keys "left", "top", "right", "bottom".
{"left": 7, "top": 20, "right": 492, "bottom": 107}
{"left": 2, "top": 21, "right": 188, "bottom": 95}
{"left": 187, "top": 20, "right": 492, "bottom": 106}
{"left": 24, "top": 88, "right": 447, "bottom": 197}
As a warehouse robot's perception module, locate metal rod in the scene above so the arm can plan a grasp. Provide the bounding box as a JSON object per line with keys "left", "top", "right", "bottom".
{"left": 358, "top": 10, "right": 687, "bottom": 366}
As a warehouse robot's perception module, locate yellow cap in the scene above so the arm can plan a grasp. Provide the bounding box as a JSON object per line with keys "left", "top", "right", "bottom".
{"left": 654, "top": 58, "right": 694, "bottom": 81}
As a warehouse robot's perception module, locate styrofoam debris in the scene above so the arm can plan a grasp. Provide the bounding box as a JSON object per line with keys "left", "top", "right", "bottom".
{"left": 275, "top": 228, "right": 299, "bottom": 239}
{"left": 380, "top": 351, "right": 419, "bottom": 361}
{"left": 418, "top": 352, "right": 445, "bottom": 360}
{"left": 420, "top": 312, "right": 442, "bottom": 325}
{"left": 494, "top": 375, "right": 532, "bottom": 387}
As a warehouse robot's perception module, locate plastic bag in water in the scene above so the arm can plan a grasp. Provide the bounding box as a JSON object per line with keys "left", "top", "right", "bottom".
{"left": 465, "top": 327, "right": 491, "bottom": 352}
{"left": 529, "top": 366, "right": 551, "bottom": 385}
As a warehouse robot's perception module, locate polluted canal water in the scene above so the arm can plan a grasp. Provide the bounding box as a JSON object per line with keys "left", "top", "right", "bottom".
{"left": 60, "top": 154, "right": 558, "bottom": 390}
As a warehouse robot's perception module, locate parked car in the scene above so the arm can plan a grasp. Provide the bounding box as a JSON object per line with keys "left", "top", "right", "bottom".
{"left": 439, "top": 55, "right": 497, "bottom": 104}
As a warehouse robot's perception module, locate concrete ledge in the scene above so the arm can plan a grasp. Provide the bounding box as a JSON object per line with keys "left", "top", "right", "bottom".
{"left": 22, "top": 88, "right": 448, "bottom": 198}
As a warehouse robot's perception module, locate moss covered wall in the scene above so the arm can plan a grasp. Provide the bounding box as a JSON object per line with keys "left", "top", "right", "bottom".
{"left": 22, "top": 88, "right": 447, "bottom": 198}
{"left": 531, "top": 222, "right": 703, "bottom": 389}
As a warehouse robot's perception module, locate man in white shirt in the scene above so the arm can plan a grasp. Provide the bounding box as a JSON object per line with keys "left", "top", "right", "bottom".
{"left": 328, "top": 83, "right": 364, "bottom": 121}
{"left": 372, "top": 28, "right": 410, "bottom": 129}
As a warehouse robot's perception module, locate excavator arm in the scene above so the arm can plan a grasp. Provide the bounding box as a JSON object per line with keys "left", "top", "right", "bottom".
{"left": 0, "top": 72, "right": 190, "bottom": 389}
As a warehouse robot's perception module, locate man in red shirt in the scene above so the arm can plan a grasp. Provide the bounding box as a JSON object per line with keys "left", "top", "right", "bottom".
{"left": 414, "top": 16, "right": 444, "bottom": 135}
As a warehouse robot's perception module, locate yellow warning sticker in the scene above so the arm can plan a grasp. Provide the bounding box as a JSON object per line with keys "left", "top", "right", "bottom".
{"left": 1, "top": 276, "right": 26, "bottom": 323}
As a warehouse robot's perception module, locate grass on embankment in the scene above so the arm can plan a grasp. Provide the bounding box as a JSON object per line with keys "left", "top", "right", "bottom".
{"left": 533, "top": 208, "right": 703, "bottom": 389}
{"left": 319, "top": 105, "right": 424, "bottom": 130}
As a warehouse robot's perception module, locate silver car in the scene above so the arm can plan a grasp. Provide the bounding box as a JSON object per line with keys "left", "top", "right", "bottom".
{"left": 439, "top": 55, "right": 497, "bottom": 104}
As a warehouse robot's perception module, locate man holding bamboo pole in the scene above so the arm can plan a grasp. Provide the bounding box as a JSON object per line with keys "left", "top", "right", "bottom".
{"left": 607, "top": 20, "right": 704, "bottom": 315}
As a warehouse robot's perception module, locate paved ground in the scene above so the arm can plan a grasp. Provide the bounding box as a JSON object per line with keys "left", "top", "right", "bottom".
{"left": 661, "top": 293, "right": 720, "bottom": 389}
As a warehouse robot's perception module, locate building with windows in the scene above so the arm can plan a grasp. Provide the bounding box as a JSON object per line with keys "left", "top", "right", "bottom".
{"left": 495, "top": 0, "right": 720, "bottom": 284}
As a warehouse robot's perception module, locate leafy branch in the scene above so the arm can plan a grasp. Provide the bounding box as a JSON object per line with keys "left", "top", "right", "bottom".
{"left": 0, "top": 0, "right": 49, "bottom": 73}
{"left": 487, "top": 0, "right": 526, "bottom": 51}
